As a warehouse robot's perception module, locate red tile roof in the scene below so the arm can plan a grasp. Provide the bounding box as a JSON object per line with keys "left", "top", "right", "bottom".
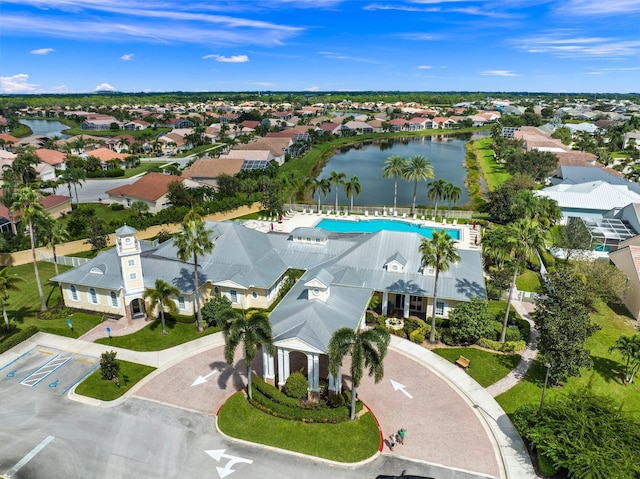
{"left": 105, "top": 172, "right": 181, "bottom": 201}
{"left": 35, "top": 148, "right": 65, "bottom": 166}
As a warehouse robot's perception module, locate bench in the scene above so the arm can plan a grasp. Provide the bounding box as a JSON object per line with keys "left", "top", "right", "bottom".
{"left": 456, "top": 355, "right": 470, "bottom": 370}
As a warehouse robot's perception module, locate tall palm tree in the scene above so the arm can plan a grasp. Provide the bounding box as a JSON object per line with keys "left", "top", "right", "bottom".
{"left": 403, "top": 155, "right": 434, "bottom": 215}
{"left": 444, "top": 183, "right": 462, "bottom": 214}
{"left": 343, "top": 176, "right": 362, "bottom": 212}
{"left": 427, "top": 178, "right": 448, "bottom": 219}
{"left": 223, "top": 310, "right": 275, "bottom": 400}
{"left": 0, "top": 267, "right": 25, "bottom": 331}
{"left": 328, "top": 171, "right": 346, "bottom": 212}
{"left": 40, "top": 215, "right": 69, "bottom": 276}
{"left": 328, "top": 326, "right": 390, "bottom": 420}
{"left": 500, "top": 218, "right": 549, "bottom": 343}
{"left": 11, "top": 187, "right": 47, "bottom": 311}
{"left": 143, "top": 279, "right": 180, "bottom": 335}
{"left": 609, "top": 334, "right": 640, "bottom": 384}
{"left": 58, "top": 168, "right": 87, "bottom": 204}
{"left": 173, "top": 209, "right": 214, "bottom": 332}
{"left": 419, "top": 230, "right": 460, "bottom": 343}
{"left": 382, "top": 155, "right": 408, "bottom": 213}
{"left": 310, "top": 177, "right": 331, "bottom": 213}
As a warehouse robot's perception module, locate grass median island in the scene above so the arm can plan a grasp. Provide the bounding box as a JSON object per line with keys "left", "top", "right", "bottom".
{"left": 433, "top": 348, "right": 521, "bottom": 387}
{"left": 75, "top": 359, "right": 156, "bottom": 401}
{"left": 95, "top": 317, "right": 220, "bottom": 351}
{"left": 474, "top": 137, "right": 510, "bottom": 190}
{"left": 218, "top": 391, "right": 380, "bottom": 463}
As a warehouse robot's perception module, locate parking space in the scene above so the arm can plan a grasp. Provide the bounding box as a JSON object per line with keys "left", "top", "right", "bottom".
{"left": 0, "top": 346, "right": 98, "bottom": 396}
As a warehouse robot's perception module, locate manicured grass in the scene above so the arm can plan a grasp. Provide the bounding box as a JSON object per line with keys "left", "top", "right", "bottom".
{"left": 121, "top": 162, "right": 166, "bottom": 178}
{"left": 174, "top": 143, "right": 225, "bottom": 158}
{"left": 75, "top": 359, "right": 156, "bottom": 401}
{"left": 39, "top": 312, "right": 104, "bottom": 338}
{"left": 515, "top": 269, "right": 542, "bottom": 293}
{"left": 62, "top": 127, "right": 172, "bottom": 138}
{"left": 496, "top": 300, "right": 640, "bottom": 417}
{"left": 432, "top": 348, "right": 520, "bottom": 387}
{"left": 95, "top": 317, "right": 220, "bottom": 351}
{"left": 59, "top": 203, "right": 132, "bottom": 226}
{"left": 218, "top": 391, "right": 381, "bottom": 462}
{"left": 474, "top": 138, "right": 510, "bottom": 190}
{"left": 488, "top": 300, "right": 522, "bottom": 322}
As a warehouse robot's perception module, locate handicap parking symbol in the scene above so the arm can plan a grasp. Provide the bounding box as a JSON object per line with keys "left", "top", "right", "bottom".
{"left": 49, "top": 379, "right": 60, "bottom": 388}
{"left": 6, "top": 370, "right": 16, "bottom": 378}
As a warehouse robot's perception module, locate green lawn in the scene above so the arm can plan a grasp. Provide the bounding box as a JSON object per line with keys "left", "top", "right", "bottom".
{"left": 432, "top": 348, "right": 520, "bottom": 387}
{"left": 121, "top": 162, "right": 166, "bottom": 178}
{"left": 474, "top": 138, "right": 510, "bottom": 190}
{"left": 62, "top": 127, "right": 171, "bottom": 139}
{"left": 515, "top": 269, "right": 542, "bottom": 293}
{"left": 58, "top": 203, "right": 132, "bottom": 227}
{"left": 218, "top": 392, "right": 380, "bottom": 463}
{"left": 95, "top": 317, "right": 220, "bottom": 351}
{"left": 74, "top": 359, "right": 156, "bottom": 401}
{"left": 496, "top": 300, "right": 640, "bottom": 417}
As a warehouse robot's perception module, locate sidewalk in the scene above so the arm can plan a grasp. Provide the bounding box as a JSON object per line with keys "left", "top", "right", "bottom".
{"left": 486, "top": 300, "right": 538, "bottom": 397}
{"left": 79, "top": 316, "right": 149, "bottom": 342}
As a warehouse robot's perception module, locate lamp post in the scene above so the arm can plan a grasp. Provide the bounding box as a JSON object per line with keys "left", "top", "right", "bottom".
{"left": 538, "top": 363, "right": 552, "bottom": 417}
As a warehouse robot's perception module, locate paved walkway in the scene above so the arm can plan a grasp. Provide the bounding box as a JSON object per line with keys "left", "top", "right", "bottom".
{"left": 79, "top": 316, "right": 149, "bottom": 342}
{"left": 486, "top": 301, "right": 538, "bottom": 397}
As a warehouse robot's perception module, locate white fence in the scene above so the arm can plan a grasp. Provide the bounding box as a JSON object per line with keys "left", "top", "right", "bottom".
{"left": 38, "top": 252, "right": 90, "bottom": 267}
{"left": 285, "top": 203, "right": 474, "bottom": 219}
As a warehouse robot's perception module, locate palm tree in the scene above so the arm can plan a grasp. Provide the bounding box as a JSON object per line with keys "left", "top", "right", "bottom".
{"left": 0, "top": 267, "right": 25, "bottom": 331}
{"left": 173, "top": 209, "right": 214, "bottom": 332}
{"left": 58, "top": 168, "right": 87, "bottom": 204}
{"left": 11, "top": 187, "right": 47, "bottom": 311}
{"left": 328, "top": 171, "right": 346, "bottom": 212}
{"left": 420, "top": 231, "right": 460, "bottom": 343}
{"left": 40, "top": 215, "right": 69, "bottom": 276}
{"left": 223, "top": 310, "right": 275, "bottom": 400}
{"left": 609, "top": 334, "right": 640, "bottom": 384}
{"left": 500, "top": 218, "right": 549, "bottom": 343}
{"left": 382, "top": 155, "right": 408, "bottom": 213}
{"left": 403, "top": 155, "right": 434, "bottom": 215}
{"left": 328, "top": 326, "right": 390, "bottom": 420}
{"left": 343, "top": 176, "right": 362, "bottom": 212}
{"left": 444, "top": 182, "right": 462, "bottom": 214}
{"left": 143, "top": 279, "right": 180, "bottom": 335}
{"left": 427, "top": 178, "right": 448, "bottom": 219}
{"left": 310, "top": 177, "right": 331, "bottom": 213}
{"left": 130, "top": 201, "right": 150, "bottom": 218}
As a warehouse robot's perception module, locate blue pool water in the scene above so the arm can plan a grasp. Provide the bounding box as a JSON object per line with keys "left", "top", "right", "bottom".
{"left": 316, "top": 218, "right": 461, "bottom": 240}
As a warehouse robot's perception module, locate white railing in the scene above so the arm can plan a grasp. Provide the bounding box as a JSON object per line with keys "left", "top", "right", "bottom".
{"left": 38, "top": 252, "right": 90, "bottom": 267}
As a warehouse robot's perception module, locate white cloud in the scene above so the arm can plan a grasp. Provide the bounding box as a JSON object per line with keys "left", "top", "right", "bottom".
{"left": 514, "top": 32, "right": 640, "bottom": 58}
{"left": 481, "top": 70, "right": 519, "bottom": 77}
{"left": 120, "top": 53, "right": 134, "bottom": 61}
{"left": 557, "top": 0, "right": 640, "bottom": 16}
{"left": 30, "top": 48, "right": 54, "bottom": 55}
{"left": 0, "top": 73, "right": 38, "bottom": 93}
{"left": 417, "top": 65, "right": 432, "bottom": 69}
{"left": 305, "top": 86, "right": 320, "bottom": 91}
{"left": 203, "top": 54, "right": 249, "bottom": 62}
{"left": 94, "top": 82, "right": 116, "bottom": 91}
{"left": 317, "top": 51, "right": 383, "bottom": 64}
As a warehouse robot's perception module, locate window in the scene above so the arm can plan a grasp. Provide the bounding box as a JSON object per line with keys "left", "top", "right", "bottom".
{"left": 129, "top": 272, "right": 137, "bottom": 280}
{"left": 127, "top": 259, "right": 135, "bottom": 267}
{"left": 410, "top": 295, "right": 423, "bottom": 312}
{"left": 230, "top": 290, "right": 238, "bottom": 303}
{"left": 178, "top": 296, "right": 185, "bottom": 310}
{"left": 110, "top": 291, "right": 118, "bottom": 307}
{"left": 306, "top": 237, "right": 311, "bottom": 242}
{"left": 214, "top": 286, "right": 219, "bottom": 294}
{"left": 252, "top": 291, "right": 258, "bottom": 299}
{"left": 312, "top": 288, "right": 320, "bottom": 296}
{"left": 435, "top": 301, "right": 445, "bottom": 316}
{"left": 89, "top": 288, "right": 98, "bottom": 304}
{"left": 297, "top": 236, "right": 302, "bottom": 241}
{"left": 392, "top": 264, "right": 398, "bottom": 271}
{"left": 70, "top": 285, "right": 78, "bottom": 301}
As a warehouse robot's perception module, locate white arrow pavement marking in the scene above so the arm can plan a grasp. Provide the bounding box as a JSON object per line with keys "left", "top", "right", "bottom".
{"left": 205, "top": 449, "right": 253, "bottom": 478}
{"left": 390, "top": 379, "right": 413, "bottom": 399}
{"left": 191, "top": 368, "right": 218, "bottom": 386}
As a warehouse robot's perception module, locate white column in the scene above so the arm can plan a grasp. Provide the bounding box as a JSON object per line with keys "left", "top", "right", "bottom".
{"left": 262, "top": 349, "right": 275, "bottom": 381}
{"left": 328, "top": 373, "right": 335, "bottom": 392}
{"left": 277, "top": 348, "right": 285, "bottom": 386}
{"left": 313, "top": 354, "right": 319, "bottom": 391}
{"left": 307, "top": 353, "right": 313, "bottom": 391}
{"left": 382, "top": 291, "right": 388, "bottom": 316}
{"left": 403, "top": 293, "right": 410, "bottom": 318}
{"left": 335, "top": 366, "right": 342, "bottom": 393}
{"left": 283, "top": 349, "right": 291, "bottom": 383}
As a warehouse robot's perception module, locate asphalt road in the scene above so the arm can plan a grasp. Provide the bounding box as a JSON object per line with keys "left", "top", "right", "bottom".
{"left": 0, "top": 345, "right": 491, "bottom": 479}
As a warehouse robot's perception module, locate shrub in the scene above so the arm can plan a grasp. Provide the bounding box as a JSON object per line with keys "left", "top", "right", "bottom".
{"left": 283, "top": 370, "right": 308, "bottom": 400}
{"left": 38, "top": 306, "right": 73, "bottom": 321}
{"left": 478, "top": 338, "right": 526, "bottom": 352}
{"left": 110, "top": 203, "right": 125, "bottom": 211}
{"left": 201, "top": 296, "right": 232, "bottom": 327}
{"left": 539, "top": 249, "right": 556, "bottom": 269}
{"left": 100, "top": 350, "right": 120, "bottom": 381}
{"left": 448, "top": 297, "right": 493, "bottom": 345}
{"left": 504, "top": 327, "right": 522, "bottom": 342}
{"left": 0, "top": 326, "right": 38, "bottom": 355}
{"left": 409, "top": 330, "right": 425, "bottom": 344}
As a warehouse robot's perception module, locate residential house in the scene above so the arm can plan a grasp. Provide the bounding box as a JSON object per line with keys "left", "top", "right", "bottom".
{"left": 105, "top": 172, "right": 183, "bottom": 213}
{"left": 0, "top": 133, "right": 20, "bottom": 151}
{"left": 35, "top": 148, "right": 66, "bottom": 171}
{"left": 342, "top": 121, "right": 374, "bottom": 135}
{"left": 407, "top": 117, "right": 429, "bottom": 131}
{"left": 181, "top": 158, "right": 245, "bottom": 188}
{"left": 0, "top": 193, "right": 72, "bottom": 232}
{"left": 388, "top": 118, "right": 408, "bottom": 132}
{"left": 623, "top": 130, "right": 640, "bottom": 150}
{"left": 123, "top": 120, "right": 150, "bottom": 131}
{"left": 81, "top": 115, "right": 123, "bottom": 131}
{"left": 233, "top": 137, "right": 291, "bottom": 164}
{"left": 83, "top": 148, "right": 128, "bottom": 169}
{"left": 52, "top": 222, "right": 485, "bottom": 394}
{"left": 609, "top": 241, "right": 640, "bottom": 320}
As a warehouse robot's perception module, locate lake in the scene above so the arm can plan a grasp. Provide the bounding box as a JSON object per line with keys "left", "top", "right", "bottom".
{"left": 19, "top": 119, "right": 70, "bottom": 139}
{"left": 318, "top": 132, "right": 487, "bottom": 208}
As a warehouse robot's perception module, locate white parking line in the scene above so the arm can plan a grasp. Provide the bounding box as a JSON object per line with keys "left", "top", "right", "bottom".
{"left": 5, "top": 436, "right": 55, "bottom": 477}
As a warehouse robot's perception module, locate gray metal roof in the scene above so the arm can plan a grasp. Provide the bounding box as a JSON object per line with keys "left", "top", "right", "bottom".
{"left": 116, "top": 225, "right": 138, "bottom": 236}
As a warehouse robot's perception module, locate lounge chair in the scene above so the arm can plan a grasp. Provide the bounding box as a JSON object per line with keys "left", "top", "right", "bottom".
{"left": 452, "top": 219, "right": 458, "bottom": 225}
{"left": 364, "top": 210, "right": 369, "bottom": 217}
{"left": 413, "top": 214, "right": 417, "bottom": 220}
{"left": 393, "top": 211, "right": 398, "bottom": 217}
{"left": 374, "top": 210, "right": 379, "bottom": 216}
{"left": 402, "top": 213, "right": 407, "bottom": 218}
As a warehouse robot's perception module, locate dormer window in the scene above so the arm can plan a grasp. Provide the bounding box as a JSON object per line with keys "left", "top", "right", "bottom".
{"left": 90, "top": 267, "right": 104, "bottom": 275}
{"left": 312, "top": 288, "right": 320, "bottom": 296}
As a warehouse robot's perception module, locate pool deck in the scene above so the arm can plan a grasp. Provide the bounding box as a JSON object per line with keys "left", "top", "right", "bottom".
{"left": 243, "top": 211, "right": 482, "bottom": 250}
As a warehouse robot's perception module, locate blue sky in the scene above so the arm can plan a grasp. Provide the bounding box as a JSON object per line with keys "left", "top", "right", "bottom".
{"left": 1, "top": 0, "right": 639, "bottom": 94}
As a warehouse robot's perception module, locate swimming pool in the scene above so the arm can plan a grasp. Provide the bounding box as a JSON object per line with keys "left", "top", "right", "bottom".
{"left": 316, "top": 218, "right": 461, "bottom": 240}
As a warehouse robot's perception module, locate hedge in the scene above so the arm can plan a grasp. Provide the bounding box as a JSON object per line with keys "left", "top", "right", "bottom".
{"left": 478, "top": 337, "right": 526, "bottom": 353}
{"left": 0, "top": 326, "right": 39, "bottom": 355}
